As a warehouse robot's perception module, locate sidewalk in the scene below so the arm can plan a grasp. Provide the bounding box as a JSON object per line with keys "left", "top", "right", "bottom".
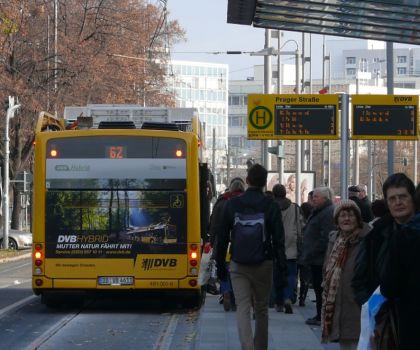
{"left": 195, "top": 290, "right": 339, "bottom": 350}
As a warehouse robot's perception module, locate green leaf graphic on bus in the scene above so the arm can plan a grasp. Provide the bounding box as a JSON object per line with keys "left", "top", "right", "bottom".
{"left": 54, "top": 164, "right": 70, "bottom": 171}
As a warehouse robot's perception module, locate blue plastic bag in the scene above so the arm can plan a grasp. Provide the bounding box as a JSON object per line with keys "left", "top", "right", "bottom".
{"left": 357, "top": 287, "right": 387, "bottom": 350}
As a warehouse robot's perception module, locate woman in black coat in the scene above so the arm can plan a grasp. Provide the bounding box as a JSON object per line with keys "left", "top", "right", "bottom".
{"left": 380, "top": 185, "right": 420, "bottom": 350}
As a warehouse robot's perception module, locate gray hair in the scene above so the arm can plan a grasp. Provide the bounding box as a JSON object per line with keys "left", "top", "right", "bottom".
{"left": 313, "top": 186, "right": 334, "bottom": 200}
{"left": 229, "top": 179, "right": 245, "bottom": 192}
{"left": 357, "top": 184, "right": 367, "bottom": 193}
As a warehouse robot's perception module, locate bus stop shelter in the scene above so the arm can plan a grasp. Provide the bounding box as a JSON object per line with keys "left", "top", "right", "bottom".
{"left": 227, "top": 0, "right": 420, "bottom": 45}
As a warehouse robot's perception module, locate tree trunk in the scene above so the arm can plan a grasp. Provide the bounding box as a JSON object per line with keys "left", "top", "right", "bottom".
{"left": 11, "top": 186, "right": 21, "bottom": 229}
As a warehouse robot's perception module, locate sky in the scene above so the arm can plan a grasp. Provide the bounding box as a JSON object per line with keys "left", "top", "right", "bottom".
{"left": 165, "top": 0, "right": 305, "bottom": 80}
{"left": 163, "top": 0, "right": 415, "bottom": 81}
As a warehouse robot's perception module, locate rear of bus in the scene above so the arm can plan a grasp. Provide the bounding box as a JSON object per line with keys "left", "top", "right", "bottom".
{"left": 32, "top": 129, "right": 203, "bottom": 306}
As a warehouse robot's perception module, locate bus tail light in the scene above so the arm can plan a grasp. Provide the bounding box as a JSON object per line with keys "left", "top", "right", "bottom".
{"left": 34, "top": 243, "right": 44, "bottom": 272}
{"left": 35, "top": 279, "right": 43, "bottom": 286}
{"left": 189, "top": 279, "right": 197, "bottom": 287}
{"left": 189, "top": 244, "right": 198, "bottom": 267}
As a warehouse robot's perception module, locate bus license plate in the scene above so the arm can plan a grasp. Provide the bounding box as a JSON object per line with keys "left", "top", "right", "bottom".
{"left": 98, "top": 276, "right": 134, "bottom": 286}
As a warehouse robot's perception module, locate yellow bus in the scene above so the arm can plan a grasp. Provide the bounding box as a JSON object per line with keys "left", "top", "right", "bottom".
{"left": 32, "top": 108, "right": 212, "bottom": 307}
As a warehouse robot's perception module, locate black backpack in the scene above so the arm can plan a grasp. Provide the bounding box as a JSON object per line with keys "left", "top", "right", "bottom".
{"left": 230, "top": 198, "right": 269, "bottom": 264}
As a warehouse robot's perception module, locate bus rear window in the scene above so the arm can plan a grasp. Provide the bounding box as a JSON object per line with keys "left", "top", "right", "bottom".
{"left": 47, "top": 136, "right": 186, "bottom": 159}
{"left": 46, "top": 136, "right": 187, "bottom": 190}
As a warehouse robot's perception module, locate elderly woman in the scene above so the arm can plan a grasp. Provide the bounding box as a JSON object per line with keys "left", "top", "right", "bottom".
{"left": 321, "top": 200, "right": 371, "bottom": 350}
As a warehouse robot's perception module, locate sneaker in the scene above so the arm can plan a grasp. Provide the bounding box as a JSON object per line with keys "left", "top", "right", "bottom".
{"left": 298, "top": 299, "right": 306, "bottom": 307}
{"left": 284, "top": 299, "right": 293, "bottom": 314}
{"left": 223, "top": 292, "right": 231, "bottom": 311}
{"left": 305, "top": 316, "right": 321, "bottom": 326}
{"left": 275, "top": 304, "right": 284, "bottom": 312}
{"left": 231, "top": 304, "right": 237, "bottom": 312}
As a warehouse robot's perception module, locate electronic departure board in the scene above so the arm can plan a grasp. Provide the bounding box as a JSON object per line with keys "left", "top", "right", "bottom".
{"left": 351, "top": 95, "right": 419, "bottom": 140}
{"left": 247, "top": 94, "right": 340, "bottom": 140}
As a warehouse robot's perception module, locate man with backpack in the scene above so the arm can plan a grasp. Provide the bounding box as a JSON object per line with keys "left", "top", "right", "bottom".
{"left": 215, "top": 164, "right": 287, "bottom": 350}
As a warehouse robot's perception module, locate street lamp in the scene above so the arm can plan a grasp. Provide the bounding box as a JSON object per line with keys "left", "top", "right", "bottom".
{"left": 3, "top": 97, "right": 21, "bottom": 249}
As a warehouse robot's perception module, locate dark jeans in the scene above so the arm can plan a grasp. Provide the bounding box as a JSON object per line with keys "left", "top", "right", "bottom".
{"left": 272, "top": 259, "right": 297, "bottom": 305}
{"left": 310, "top": 264, "right": 323, "bottom": 320}
{"left": 220, "top": 262, "right": 236, "bottom": 305}
{"left": 296, "top": 263, "right": 310, "bottom": 302}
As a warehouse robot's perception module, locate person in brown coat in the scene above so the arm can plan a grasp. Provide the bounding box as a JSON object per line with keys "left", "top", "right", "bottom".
{"left": 321, "top": 200, "right": 371, "bottom": 350}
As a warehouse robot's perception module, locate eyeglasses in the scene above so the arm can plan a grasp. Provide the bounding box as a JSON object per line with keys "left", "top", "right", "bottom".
{"left": 387, "top": 193, "right": 411, "bottom": 205}
{"left": 338, "top": 212, "right": 356, "bottom": 219}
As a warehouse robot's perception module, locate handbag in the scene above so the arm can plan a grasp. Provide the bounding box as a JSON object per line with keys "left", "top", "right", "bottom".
{"left": 198, "top": 243, "right": 212, "bottom": 286}
{"left": 371, "top": 300, "right": 399, "bottom": 350}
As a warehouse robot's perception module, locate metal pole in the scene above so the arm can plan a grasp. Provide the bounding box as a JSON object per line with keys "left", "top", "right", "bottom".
{"left": 309, "top": 34, "right": 312, "bottom": 94}
{"left": 263, "top": 29, "right": 272, "bottom": 170}
{"left": 3, "top": 100, "right": 21, "bottom": 249}
{"left": 340, "top": 94, "right": 349, "bottom": 200}
{"left": 386, "top": 42, "right": 394, "bottom": 176}
{"left": 327, "top": 53, "right": 331, "bottom": 187}
{"left": 321, "top": 36, "right": 326, "bottom": 186}
{"left": 353, "top": 74, "right": 360, "bottom": 185}
{"left": 54, "top": 0, "right": 58, "bottom": 116}
{"left": 301, "top": 33, "right": 305, "bottom": 93}
{"left": 212, "top": 128, "right": 216, "bottom": 182}
{"left": 373, "top": 141, "right": 377, "bottom": 199}
{"left": 414, "top": 141, "right": 418, "bottom": 184}
{"left": 308, "top": 34, "right": 313, "bottom": 171}
{"left": 277, "top": 30, "right": 284, "bottom": 183}
{"left": 295, "top": 49, "right": 301, "bottom": 205}
{"left": 226, "top": 145, "right": 230, "bottom": 183}
{"left": 367, "top": 141, "right": 373, "bottom": 200}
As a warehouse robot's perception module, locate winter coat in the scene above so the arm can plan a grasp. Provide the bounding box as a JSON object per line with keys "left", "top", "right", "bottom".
{"left": 275, "top": 197, "right": 304, "bottom": 259}
{"left": 208, "top": 190, "right": 243, "bottom": 246}
{"left": 380, "top": 213, "right": 420, "bottom": 350}
{"left": 322, "top": 223, "right": 371, "bottom": 342}
{"left": 352, "top": 214, "right": 395, "bottom": 306}
{"left": 302, "top": 199, "right": 335, "bottom": 266}
{"left": 215, "top": 187, "right": 287, "bottom": 287}
{"left": 358, "top": 196, "right": 374, "bottom": 223}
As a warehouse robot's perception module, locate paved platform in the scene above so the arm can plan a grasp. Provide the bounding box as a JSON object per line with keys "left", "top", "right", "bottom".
{"left": 195, "top": 290, "right": 339, "bottom": 350}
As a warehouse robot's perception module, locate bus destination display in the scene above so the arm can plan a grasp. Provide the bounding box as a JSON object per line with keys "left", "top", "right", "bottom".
{"left": 351, "top": 95, "right": 419, "bottom": 140}
{"left": 352, "top": 104, "right": 418, "bottom": 140}
{"left": 275, "top": 104, "right": 337, "bottom": 139}
{"left": 247, "top": 94, "right": 340, "bottom": 140}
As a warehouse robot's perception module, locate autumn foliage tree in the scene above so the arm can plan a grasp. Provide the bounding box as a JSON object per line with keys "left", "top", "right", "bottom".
{"left": 0, "top": 0, "right": 185, "bottom": 229}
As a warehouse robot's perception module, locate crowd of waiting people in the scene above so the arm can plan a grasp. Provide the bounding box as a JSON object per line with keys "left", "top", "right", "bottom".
{"left": 207, "top": 164, "right": 419, "bottom": 350}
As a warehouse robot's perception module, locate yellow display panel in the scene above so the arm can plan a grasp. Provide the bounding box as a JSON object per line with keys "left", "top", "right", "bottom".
{"left": 351, "top": 95, "right": 419, "bottom": 140}
{"left": 247, "top": 94, "right": 339, "bottom": 140}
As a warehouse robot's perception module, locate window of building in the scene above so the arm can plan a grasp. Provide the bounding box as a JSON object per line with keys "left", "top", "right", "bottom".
{"left": 229, "top": 115, "right": 242, "bottom": 127}
{"left": 373, "top": 57, "right": 380, "bottom": 63}
{"left": 397, "top": 56, "right": 407, "bottom": 63}
{"left": 346, "top": 57, "right": 356, "bottom": 64}
{"left": 229, "top": 136, "right": 241, "bottom": 148}
{"left": 229, "top": 95, "right": 240, "bottom": 105}
{"left": 397, "top": 67, "right": 407, "bottom": 75}
{"left": 346, "top": 68, "right": 356, "bottom": 75}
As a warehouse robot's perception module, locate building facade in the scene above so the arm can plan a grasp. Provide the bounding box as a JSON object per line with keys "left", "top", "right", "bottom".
{"left": 168, "top": 60, "right": 229, "bottom": 188}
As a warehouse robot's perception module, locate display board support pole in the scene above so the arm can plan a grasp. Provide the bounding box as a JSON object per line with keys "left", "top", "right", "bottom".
{"left": 386, "top": 42, "right": 394, "bottom": 176}
{"left": 340, "top": 94, "right": 349, "bottom": 200}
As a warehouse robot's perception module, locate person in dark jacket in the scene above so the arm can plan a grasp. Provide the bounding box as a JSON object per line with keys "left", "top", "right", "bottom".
{"left": 303, "top": 186, "right": 335, "bottom": 326}
{"left": 271, "top": 184, "right": 304, "bottom": 314}
{"left": 208, "top": 177, "right": 245, "bottom": 311}
{"left": 357, "top": 184, "right": 374, "bottom": 223}
{"left": 352, "top": 173, "right": 415, "bottom": 307}
{"left": 348, "top": 185, "right": 373, "bottom": 223}
{"left": 215, "top": 164, "right": 287, "bottom": 350}
{"left": 380, "top": 183, "right": 420, "bottom": 350}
